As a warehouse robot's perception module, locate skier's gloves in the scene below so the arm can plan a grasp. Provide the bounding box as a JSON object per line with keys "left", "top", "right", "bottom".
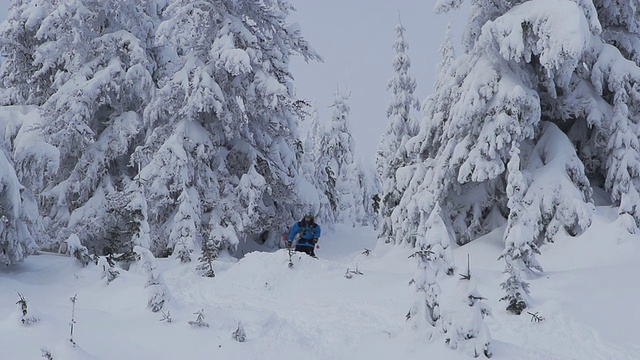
{"left": 311, "top": 238, "right": 318, "bottom": 245}
{"left": 287, "top": 241, "right": 292, "bottom": 247}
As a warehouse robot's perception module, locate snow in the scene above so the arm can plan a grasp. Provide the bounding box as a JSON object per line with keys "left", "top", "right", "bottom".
{"left": 1, "top": 221, "right": 638, "bottom": 359}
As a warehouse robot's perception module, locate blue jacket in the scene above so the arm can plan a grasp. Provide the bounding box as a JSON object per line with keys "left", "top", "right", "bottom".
{"left": 288, "top": 219, "right": 321, "bottom": 248}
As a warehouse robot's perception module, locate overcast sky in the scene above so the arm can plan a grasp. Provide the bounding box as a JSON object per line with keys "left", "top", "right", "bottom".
{"left": 288, "top": 1, "right": 467, "bottom": 164}
{"left": 0, "top": 0, "right": 467, "bottom": 164}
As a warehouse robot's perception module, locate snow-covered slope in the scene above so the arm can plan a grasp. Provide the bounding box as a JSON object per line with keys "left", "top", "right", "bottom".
{"left": 0, "top": 221, "right": 638, "bottom": 359}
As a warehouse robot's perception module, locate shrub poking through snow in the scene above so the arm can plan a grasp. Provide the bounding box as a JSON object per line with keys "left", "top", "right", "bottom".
{"left": 159, "top": 310, "right": 172, "bottom": 323}
{"left": 528, "top": 311, "right": 545, "bottom": 323}
{"left": 16, "top": 292, "right": 39, "bottom": 325}
{"left": 232, "top": 321, "right": 246, "bottom": 342}
{"left": 345, "top": 264, "right": 364, "bottom": 279}
{"left": 69, "top": 294, "right": 77, "bottom": 347}
{"left": 188, "top": 309, "right": 209, "bottom": 328}
{"left": 65, "top": 234, "right": 90, "bottom": 267}
{"left": 97, "top": 256, "right": 119, "bottom": 284}
{"left": 40, "top": 348, "right": 53, "bottom": 360}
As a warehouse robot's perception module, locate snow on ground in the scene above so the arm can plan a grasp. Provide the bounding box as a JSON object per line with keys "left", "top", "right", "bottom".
{"left": 0, "top": 220, "right": 638, "bottom": 359}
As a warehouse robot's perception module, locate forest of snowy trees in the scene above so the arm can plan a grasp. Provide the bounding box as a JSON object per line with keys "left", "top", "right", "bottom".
{"left": 0, "top": 0, "right": 378, "bottom": 267}
{"left": 376, "top": 0, "right": 640, "bottom": 318}
{"left": 1, "top": 0, "right": 639, "bottom": 333}
{"left": 1, "top": 0, "right": 640, "bottom": 358}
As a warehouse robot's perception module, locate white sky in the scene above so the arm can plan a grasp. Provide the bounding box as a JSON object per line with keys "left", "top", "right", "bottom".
{"left": 0, "top": 0, "right": 468, "bottom": 164}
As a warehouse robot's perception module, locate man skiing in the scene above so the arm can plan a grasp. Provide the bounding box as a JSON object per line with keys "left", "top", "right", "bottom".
{"left": 287, "top": 213, "right": 321, "bottom": 257}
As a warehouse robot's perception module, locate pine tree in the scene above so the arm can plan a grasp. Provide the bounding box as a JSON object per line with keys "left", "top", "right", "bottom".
{"left": 0, "top": 150, "right": 37, "bottom": 265}
{"left": 499, "top": 146, "right": 536, "bottom": 314}
{"left": 0, "top": 0, "right": 320, "bottom": 256}
{"left": 169, "top": 188, "right": 198, "bottom": 263}
{"left": 443, "top": 268, "right": 492, "bottom": 358}
{"left": 300, "top": 104, "right": 335, "bottom": 226}
{"left": 407, "top": 237, "right": 441, "bottom": 332}
{"left": 133, "top": 246, "right": 170, "bottom": 312}
{"left": 197, "top": 236, "right": 220, "bottom": 278}
{"left": 392, "top": 0, "right": 640, "bottom": 253}
{"left": 136, "top": 0, "right": 322, "bottom": 252}
{"left": 310, "top": 90, "right": 360, "bottom": 224}
{"left": 0, "top": 0, "right": 55, "bottom": 105}
{"left": 352, "top": 160, "right": 382, "bottom": 227}
{"left": 421, "top": 203, "right": 456, "bottom": 276}
{"left": 125, "top": 178, "right": 151, "bottom": 250}
{"left": 0, "top": 0, "right": 161, "bottom": 249}
{"left": 0, "top": 107, "right": 46, "bottom": 263}
{"left": 377, "top": 17, "right": 420, "bottom": 243}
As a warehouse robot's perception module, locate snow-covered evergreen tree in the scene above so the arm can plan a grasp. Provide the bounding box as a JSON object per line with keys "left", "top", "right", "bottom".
{"left": 0, "top": 0, "right": 56, "bottom": 105}
{"left": 420, "top": 203, "right": 456, "bottom": 276}
{"left": 499, "top": 146, "right": 536, "bottom": 314}
{"left": 407, "top": 236, "right": 441, "bottom": 333}
{"left": 133, "top": 246, "right": 170, "bottom": 312}
{"left": 0, "top": 150, "right": 37, "bottom": 265}
{"left": 124, "top": 178, "right": 151, "bottom": 250}
{"left": 352, "top": 159, "right": 382, "bottom": 227}
{"left": 0, "top": 0, "right": 320, "bottom": 255}
{"left": 310, "top": 90, "right": 363, "bottom": 225}
{"left": 443, "top": 273, "right": 492, "bottom": 358}
{"left": 302, "top": 105, "right": 335, "bottom": 225}
{"left": 135, "top": 0, "right": 321, "bottom": 253}
{"left": 169, "top": 187, "right": 199, "bottom": 263}
{"left": 377, "top": 17, "right": 420, "bottom": 243}
{"left": 392, "top": 0, "right": 640, "bottom": 255}
{"left": 0, "top": 107, "right": 43, "bottom": 264}
{"left": 0, "top": 0, "right": 161, "bottom": 249}
{"left": 197, "top": 235, "right": 219, "bottom": 278}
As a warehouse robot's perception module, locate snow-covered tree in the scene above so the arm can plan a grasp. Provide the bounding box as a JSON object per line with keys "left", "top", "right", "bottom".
{"left": 352, "top": 159, "right": 382, "bottom": 227}
{"left": 377, "top": 17, "right": 420, "bottom": 242}
{"left": 0, "top": 0, "right": 320, "bottom": 256}
{"left": 392, "top": 0, "right": 640, "bottom": 253}
{"left": 0, "top": 150, "right": 37, "bottom": 265}
{"left": 302, "top": 105, "right": 335, "bottom": 225}
{"left": 197, "top": 235, "right": 219, "bottom": 278}
{"left": 135, "top": 0, "right": 321, "bottom": 253}
{"left": 310, "top": 91, "right": 363, "bottom": 225}
{"left": 498, "top": 146, "right": 536, "bottom": 314}
{"left": 124, "top": 178, "right": 151, "bottom": 250}
{"left": 169, "top": 187, "right": 199, "bottom": 263}
{"left": 420, "top": 203, "right": 456, "bottom": 276}
{"left": 407, "top": 236, "right": 441, "bottom": 332}
{"left": 64, "top": 233, "right": 90, "bottom": 267}
{"left": 133, "top": 246, "right": 171, "bottom": 312}
{"left": 443, "top": 274, "right": 492, "bottom": 358}
{"left": 0, "top": 107, "right": 44, "bottom": 264}
{"left": 0, "top": 0, "right": 56, "bottom": 105}
{"left": 0, "top": 0, "right": 161, "bottom": 249}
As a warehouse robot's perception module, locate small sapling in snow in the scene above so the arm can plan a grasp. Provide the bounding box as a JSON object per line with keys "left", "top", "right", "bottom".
{"left": 16, "top": 292, "right": 39, "bottom": 325}
{"left": 527, "top": 311, "right": 545, "bottom": 323}
{"left": 69, "top": 294, "right": 78, "bottom": 346}
{"left": 159, "top": 309, "right": 172, "bottom": 323}
{"left": 232, "top": 321, "right": 246, "bottom": 342}
{"left": 40, "top": 348, "right": 54, "bottom": 360}
{"left": 344, "top": 264, "right": 364, "bottom": 279}
{"left": 188, "top": 309, "right": 209, "bottom": 328}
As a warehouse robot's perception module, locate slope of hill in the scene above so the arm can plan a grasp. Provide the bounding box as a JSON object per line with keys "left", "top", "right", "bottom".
{"left": 0, "top": 220, "right": 638, "bottom": 359}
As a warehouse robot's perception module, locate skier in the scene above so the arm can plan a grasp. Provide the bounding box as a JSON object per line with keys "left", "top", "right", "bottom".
{"left": 287, "top": 213, "right": 321, "bottom": 257}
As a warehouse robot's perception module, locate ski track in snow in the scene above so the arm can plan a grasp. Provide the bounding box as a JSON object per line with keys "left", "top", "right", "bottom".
{"left": 0, "top": 224, "right": 638, "bottom": 359}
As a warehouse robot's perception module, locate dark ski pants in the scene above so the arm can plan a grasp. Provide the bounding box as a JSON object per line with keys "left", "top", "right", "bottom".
{"left": 295, "top": 243, "right": 315, "bottom": 257}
